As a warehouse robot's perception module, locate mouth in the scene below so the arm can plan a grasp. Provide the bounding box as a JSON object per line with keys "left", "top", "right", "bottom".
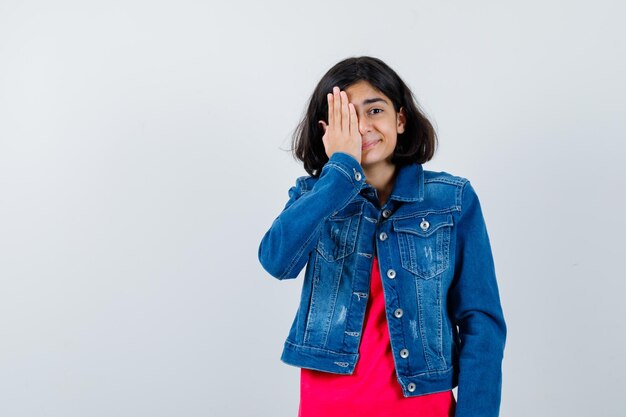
{"left": 361, "top": 139, "right": 381, "bottom": 150}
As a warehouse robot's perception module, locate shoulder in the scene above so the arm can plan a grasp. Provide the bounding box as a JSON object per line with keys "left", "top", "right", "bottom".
{"left": 421, "top": 167, "right": 481, "bottom": 211}
{"left": 290, "top": 175, "right": 317, "bottom": 196}
{"left": 423, "top": 168, "right": 469, "bottom": 187}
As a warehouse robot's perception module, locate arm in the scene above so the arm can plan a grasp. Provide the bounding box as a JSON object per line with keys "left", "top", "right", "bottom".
{"left": 449, "top": 180, "right": 507, "bottom": 417}
{"left": 257, "top": 152, "right": 366, "bottom": 280}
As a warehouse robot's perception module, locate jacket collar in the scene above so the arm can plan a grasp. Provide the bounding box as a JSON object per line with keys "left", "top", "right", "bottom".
{"left": 360, "top": 162, "right": 425, "bottom": 202}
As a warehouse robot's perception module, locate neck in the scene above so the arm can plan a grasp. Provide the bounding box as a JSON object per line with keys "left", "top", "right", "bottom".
{"left": 363, "top": 161, "right": 397, "bottom": 206}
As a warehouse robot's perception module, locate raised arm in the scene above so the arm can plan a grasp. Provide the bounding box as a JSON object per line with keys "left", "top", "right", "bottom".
{"left": 257, "top": 152, "right": 366, "bottom": 280}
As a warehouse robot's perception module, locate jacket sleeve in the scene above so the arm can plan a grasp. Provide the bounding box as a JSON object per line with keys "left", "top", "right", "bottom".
{"left": 449, "top": 180, "right": 507, "bottom": 417}
{"left": 257, "top": 152, "right": 366, "bottom": 280}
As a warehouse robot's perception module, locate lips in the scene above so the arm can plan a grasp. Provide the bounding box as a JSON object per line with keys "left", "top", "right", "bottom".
{"left": 361, "top": 139, "right": 381, "bottom": 150}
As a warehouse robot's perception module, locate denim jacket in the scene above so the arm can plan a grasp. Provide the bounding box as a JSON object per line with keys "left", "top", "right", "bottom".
{"left": 258, "top": 152, "right": 507, "bottom": 417}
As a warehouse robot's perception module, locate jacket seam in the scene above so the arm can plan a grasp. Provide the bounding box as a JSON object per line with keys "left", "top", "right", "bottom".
{"left": 279, "top": 221, "right": 323, "bottom": 279}
{"left": 402, "top": 366, "right": 454, "bottom": 378}
{"left": 453, "top": 178, "right": 468, "bottom": 209}
{"left": 284, "top": 340, "right": 356, "bottom": 356}
{"left": 323, "top": 162, "right": 355, "bottom": 184}
{"left": 278, "top": 172, "right": 360, "bottom": 279}
{"left": 425, "top": 176, "right": 466, "bottom": 186}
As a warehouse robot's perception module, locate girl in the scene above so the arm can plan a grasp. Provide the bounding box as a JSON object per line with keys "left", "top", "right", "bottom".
{"left": 258, "top": 56, "right": 506, "bottom": 417}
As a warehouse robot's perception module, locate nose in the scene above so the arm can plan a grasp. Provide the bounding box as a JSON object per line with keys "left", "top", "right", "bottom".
{"left": 358, "top": 116, "right": 371, "bottom": 135}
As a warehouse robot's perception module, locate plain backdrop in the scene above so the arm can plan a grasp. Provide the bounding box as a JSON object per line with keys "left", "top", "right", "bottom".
{"left": 1, "top": 1, "right": 625, "bottom": 416}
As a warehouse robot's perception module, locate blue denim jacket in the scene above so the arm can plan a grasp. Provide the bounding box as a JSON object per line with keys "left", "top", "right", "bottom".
{"left": 258, "top": 152, "right": 506, "bottom": 417}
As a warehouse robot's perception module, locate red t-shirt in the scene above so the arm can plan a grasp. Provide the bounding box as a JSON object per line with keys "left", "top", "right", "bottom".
{"left": 298, "top": 255, "right": 456, "bottom": 417}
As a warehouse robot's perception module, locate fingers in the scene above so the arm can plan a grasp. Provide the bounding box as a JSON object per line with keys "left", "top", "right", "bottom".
{"left": 327, "top": 93, "right": 333, "bottom": 129}
{"left": 333, "top": 86, "right": 341, "bottom": 133}
{"left": 340, "top": 91, "right": 350, "bottom": 134}
{"left": 322, "top": 86, "right": 360, "bottom": 163}
{"left": 326, "top": 85, "right": 358, "bottom": 137}
{"left": 349, "top": 103, "right": 359, "bottom": 136}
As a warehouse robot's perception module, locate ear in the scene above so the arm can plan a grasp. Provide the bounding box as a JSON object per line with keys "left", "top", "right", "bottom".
{"left": 396, "top": 107, "right": 406, "bottom": 134}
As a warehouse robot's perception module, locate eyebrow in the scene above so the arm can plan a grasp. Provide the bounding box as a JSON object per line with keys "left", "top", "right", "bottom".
{"left": 361, "top": 97, "right": 389, "bottom": 106}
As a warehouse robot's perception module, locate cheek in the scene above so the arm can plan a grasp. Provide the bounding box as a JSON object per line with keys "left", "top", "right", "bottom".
{"left": 383, "top": 120, "right": 399, "bottom": 135}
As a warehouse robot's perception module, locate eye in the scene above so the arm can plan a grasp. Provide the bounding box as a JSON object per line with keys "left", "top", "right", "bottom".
{"left": 369, "top": 108, "right": 383, "bottom": 115}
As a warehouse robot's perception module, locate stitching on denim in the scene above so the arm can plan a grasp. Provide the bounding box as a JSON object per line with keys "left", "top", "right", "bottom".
{"left": 458, "top": 179, "right": 470, "bottom": 209}
{"left": 303, "top": 252, "right": 323, "bottom": 344}
{"left": 280, "top": 221, "right": 323, "bottom": 280}
{"left": 319, "top": 205, "right": 363, "bottom": 262}
{"left": 321, "top": 256, "right": 345, "bottom": 347}
{"left": 393, "top": 207, "right": 459, "bottom": 221}
{"left": 404, "top": 385, "right": 454, "bottom": 396}
{"left": 436, "top": 278, "right": 447, "bottom": 367}
{"left": 425, "top": 176, "right": 466, "bottom": 186}
{"left": 393, "top": 196, "right": 421, "bottom": 202}
{"left": 402, "top": 366, "right": 453, "bottom": 379}
{"left": 284, "top": 340, "right": 356, "bottom": 357}
{"left": 278, "top": 177, "right": 316, "bottom": 279}
{"left": 385, "top": 294, "right": 402, "bottom": 375}
{"left": 415, "top": 279, "right": 434, "bottom": 370}
{"left": 393, "top": 215, "right": 454, "bottom": 237}
{"left": 414, "top": 277, "right": 448, "bottom": 371}
{"left": 323, "top": 162, "right": 353, "bottom": 183}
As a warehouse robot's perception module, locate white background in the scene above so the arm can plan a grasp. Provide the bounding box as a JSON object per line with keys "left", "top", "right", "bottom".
{"left": 1, "top": 1, "right": 624, "bottom": 416}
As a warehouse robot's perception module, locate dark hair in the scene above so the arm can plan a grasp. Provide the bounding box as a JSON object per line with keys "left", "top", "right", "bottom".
{"left": 290, "top": 56, "right": 438, "bottom": 177}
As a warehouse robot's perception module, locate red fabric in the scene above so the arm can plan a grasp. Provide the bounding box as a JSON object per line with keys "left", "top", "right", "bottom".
{"left": 298, "top": 255, "right": 456, "bottom": 417}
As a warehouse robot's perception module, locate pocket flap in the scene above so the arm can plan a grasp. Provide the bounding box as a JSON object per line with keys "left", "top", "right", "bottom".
{"left": 392, "top": 213, "right": 454, "bottom": 238}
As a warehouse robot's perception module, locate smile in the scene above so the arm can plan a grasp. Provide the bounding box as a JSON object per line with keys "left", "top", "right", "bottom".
{"left": 362, "top": 139, "right": 381, "bottom": 150}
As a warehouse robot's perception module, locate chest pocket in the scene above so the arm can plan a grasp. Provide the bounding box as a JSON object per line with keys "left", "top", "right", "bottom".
{"left": 315, "top": 201, "right": 364, "bottom": 262}
{"left": 393, "top": 213, "right": 454, "bottom": 279}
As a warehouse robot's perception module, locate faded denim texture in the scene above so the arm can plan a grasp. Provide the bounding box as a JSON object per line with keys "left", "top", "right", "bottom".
{"left": 258, "top": 152, "right": 507, "bottom": 417}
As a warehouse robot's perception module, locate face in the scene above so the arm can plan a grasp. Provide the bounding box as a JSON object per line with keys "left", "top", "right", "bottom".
{"left": 344, "top": 80, "right": 406, "bottom": 172}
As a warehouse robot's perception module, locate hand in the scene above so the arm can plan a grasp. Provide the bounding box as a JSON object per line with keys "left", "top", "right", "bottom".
{"left": 318, "top": 86, "right": 362, "bottom": 164}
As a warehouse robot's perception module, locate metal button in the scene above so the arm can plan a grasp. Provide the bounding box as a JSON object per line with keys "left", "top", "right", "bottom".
{"left": 382, "top": 209, "right": 392, "bottom": 218}
{"left": 394, "top": 308, "right": 403, "bottom": 318}
{"left": 354, "top": 171, "right": 362, "bottom": 181}
{"left": 420, "top": 219, "right": 430, "bottom": 231}
{"left": 386, "top": 269, "right": 396, "bottom": 279}
{"left": 400, "top": 348, "right": 409, "bottom": 358}
{"left": 379, "top": 232, "right": 387, "bottom": 241}
{"left": 407, "top": 382, "right": 416, "bottom": 392}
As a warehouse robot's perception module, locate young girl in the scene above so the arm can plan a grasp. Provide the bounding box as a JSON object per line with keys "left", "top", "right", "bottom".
{"left": 258, "top": 56, "right": 507, "bottom": 417}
